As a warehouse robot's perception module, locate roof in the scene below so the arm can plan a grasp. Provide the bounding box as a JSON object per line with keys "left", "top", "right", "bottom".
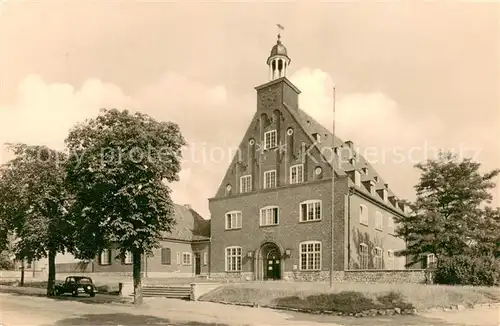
{"left": 161, "top": 204, "right": 210, "bottom": 242}
{"left": 283, "top": 98, "right": 403, "bottom": 213}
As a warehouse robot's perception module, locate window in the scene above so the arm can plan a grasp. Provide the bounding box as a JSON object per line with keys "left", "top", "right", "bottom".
{"left": 203, "top": 252, "right": 208, "bottom": 266}
{"left": 182, "top": 252, "right": 192, "bottom": 265}
{"left": 260, "top": 206, "right": 279, "bottom": 226}
{"left": 225, "top": 246, "right": 242, "bottom": 272}
{"left": 263, "top": 170, "right": 277, "bottom": 189}
{"left": 225, "top": 211, "right": 242, "bottom": 230}
{"left": 388, "top": 216, "right": 395, "bottom": 234}
{"left": 264, "top": 130, "right": 277, "bottom": 149}
{"left": 240, "top": 175, "right": 252, "bottom": 193}
{"left": 300, "top": 200, "right": 322, "bottom": 222}
{"left": 124, "top": 251, "right": 133, "bottom": 264}
{"left": 299, "top": 241, "right": 321, "bottom": 271}
{"left": 359, "top": 204, "right": 368, "bottom": 225}
{"left": 100, "top": 249, "right": 111, "bottom": 265}
{"left": 359, "top": 243, "right": 368, "bottom": 269}
{"left": 427, "top": 254, "right": 437, "bottom": 268}
{"left": 161, "top": 248, "right": 171, "bottom": 265}
{"left": 387, "top": 250, "right": 395, "bottom": 270}
{"left": 375, "top": 211, "right": 383, "bottom": 231}
{"left": 176, "top": 252, "right": 181, "bottom": 265}
{"left": 290, "top": 164, "right": 304, "bottom": 184}
{"left": 374, "top": 247, "right": 383, "bottom": 269}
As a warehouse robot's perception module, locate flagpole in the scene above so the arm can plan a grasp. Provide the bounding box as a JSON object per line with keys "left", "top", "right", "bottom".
{"left": 330, "top": 86, "right": 336, "bottom": 288}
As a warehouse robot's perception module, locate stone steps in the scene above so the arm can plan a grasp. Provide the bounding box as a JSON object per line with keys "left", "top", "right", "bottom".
{"left": 129, "top": 286, "right": 191, "bottom": 299}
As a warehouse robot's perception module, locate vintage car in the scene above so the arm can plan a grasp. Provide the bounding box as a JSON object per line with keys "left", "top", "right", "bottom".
{"left": 54, "top": 276, "right": 97, "bottom": 297}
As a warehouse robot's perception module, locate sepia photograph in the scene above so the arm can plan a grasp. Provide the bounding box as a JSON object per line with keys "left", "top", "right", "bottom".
{"left": 0, "top": 1, "right": 499, "bottom": 325}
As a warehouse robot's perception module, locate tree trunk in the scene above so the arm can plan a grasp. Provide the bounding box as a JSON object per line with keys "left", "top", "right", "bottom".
{"left": 132, "top": 250, "right": 143, "bottom": 305}
{"left": 46, "top": 250, "right": 56, "bottom": 297}
{"left": 20, "top": 260, "right": 25, "bottom": 286}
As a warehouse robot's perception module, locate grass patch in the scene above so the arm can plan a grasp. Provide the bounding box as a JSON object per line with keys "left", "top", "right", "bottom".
{"left": 199, "top": 282, "right": 500, "bottom": 312}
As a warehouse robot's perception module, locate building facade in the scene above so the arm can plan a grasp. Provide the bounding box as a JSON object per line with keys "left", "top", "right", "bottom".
{"left": 209, "top": 34, "right": 408, "bottom": 281}
{"left": 55, "top": 204, "right": 211, "bottom": 278}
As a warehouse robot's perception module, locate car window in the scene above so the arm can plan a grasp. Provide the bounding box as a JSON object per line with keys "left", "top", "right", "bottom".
{"left": 78, "top": 278, "right": 92, "bottom": 284}
{"left": 67, "top": 277, "right": 74, "bottom": 283}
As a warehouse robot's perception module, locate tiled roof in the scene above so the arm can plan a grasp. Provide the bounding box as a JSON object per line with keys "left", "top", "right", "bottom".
{"left": 161, "top": 204, "right": 210, "bottom": 241}
{"left": 284, "top": 103, "right": 402, "bottom": 212}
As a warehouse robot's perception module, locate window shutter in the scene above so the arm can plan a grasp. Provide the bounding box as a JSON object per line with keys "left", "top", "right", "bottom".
{"left": 203, "top": 252, "right": 208, "bottom": 266}
{"left": 161, "top": 248, "right": 171, "bottom": 265}
{"left": 176, "top": 252, "right": 181, "bottom": 265}
{"left": 108, "top": 249, "right": 112, "bottom": 265}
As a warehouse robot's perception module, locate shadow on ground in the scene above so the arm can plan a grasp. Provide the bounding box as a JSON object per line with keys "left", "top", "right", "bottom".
{"left": 2, "top": 289, "right": 128, "bottom": 305}
{"left": 41, "top": 313, "right": 231, "bottom": 326}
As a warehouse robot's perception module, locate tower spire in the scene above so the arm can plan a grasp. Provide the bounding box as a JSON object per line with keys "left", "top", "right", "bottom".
{"left": 267, "top": 25, "right": 290, "bottom": 81}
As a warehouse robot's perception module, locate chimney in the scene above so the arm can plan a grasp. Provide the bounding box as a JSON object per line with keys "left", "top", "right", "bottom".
{"left": 376, "top": 188, "right": 388, "bottom": 202}
{"left": 362, "top": 180, "right": 376, "bottom": 195}
{"left": 184, "top": 204, "right": 192, "bottom": 210}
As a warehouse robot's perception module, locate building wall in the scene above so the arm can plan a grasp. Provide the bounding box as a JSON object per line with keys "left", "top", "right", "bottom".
{"left": 348, "top": 193, "right": 406, "bottom": 270}
{"left": 145, "top": 240, "right": 210, "bottom": 277}
{"left": 209, "top": 178, "right": 348, "bottom": 279}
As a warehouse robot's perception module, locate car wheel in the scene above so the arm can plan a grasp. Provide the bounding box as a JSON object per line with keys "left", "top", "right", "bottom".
{"left": 72, "top": 290, "right": 78, "bottom": 297}
{"left": 90, "top": 292, "right": 95, "bottom": 297}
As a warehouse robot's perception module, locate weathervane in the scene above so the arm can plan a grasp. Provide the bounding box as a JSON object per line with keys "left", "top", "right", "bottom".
{"left": 276, "top": 24, "right": 284, "bottom": 41}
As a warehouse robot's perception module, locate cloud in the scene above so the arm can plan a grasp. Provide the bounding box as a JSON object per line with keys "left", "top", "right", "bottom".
{"left": 1, "top": 70, "right": 498, "bottom": 218}
{"left": 291, "top": 68, "right": 499, "bottom": 205}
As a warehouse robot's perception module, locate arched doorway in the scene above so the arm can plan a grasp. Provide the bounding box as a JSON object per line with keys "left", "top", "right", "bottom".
{"left": 261, "top": 242, "right": 282, "bottom": 280}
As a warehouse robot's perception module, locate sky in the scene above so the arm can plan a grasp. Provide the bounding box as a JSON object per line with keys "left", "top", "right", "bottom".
{"left": 1, "top": 0, "right": 499, "bottom": 218}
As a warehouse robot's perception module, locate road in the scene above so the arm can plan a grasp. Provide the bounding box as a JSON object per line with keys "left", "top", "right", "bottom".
{"left": 0, "top": 292, "right": 499, "bottom": 326}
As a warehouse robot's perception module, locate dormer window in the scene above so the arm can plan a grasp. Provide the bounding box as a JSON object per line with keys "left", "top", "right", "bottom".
{"left": 264, "top": 130, "right": 277, "bottom": 149}
{"left": 312, "top": 133, "right": 321, "bottom": 143}
{"left": 362, "top": 167, "right": 368, "bottom": 174}
{"left": 374, "top": 176, "right": 379, "bottom": 183}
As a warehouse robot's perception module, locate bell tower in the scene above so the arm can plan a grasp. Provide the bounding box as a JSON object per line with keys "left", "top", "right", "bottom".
{"left": 267, "top": 33, "right": 291, "bottom": 81}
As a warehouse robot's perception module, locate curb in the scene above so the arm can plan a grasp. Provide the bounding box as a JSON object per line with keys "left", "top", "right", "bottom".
{"left": 207, "top": 300, "right": 500, "bottom": 318}
{"left": 207, "top": 300, "right": 416, "bottom": 317}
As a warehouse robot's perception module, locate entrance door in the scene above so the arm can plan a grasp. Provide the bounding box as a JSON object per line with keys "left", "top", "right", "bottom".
{"left": 194, "top": 253, "right": 201, "bottom": 275}
{"left": 265, "top": 249, "right": 281, "bottom": 280}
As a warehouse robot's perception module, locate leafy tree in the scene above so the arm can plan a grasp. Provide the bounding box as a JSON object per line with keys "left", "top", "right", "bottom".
{"left": 394, "top": 151, "right": 500, "bottom": 266}
{"left": 0, "top": 144, "right": 74, "bottom": 295}
{"left": 65, "top": 109, "right": 185, "bottom": 304}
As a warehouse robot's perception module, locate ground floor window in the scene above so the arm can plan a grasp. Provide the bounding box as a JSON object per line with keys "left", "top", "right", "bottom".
{"left": 182, "top": 252, "right": 192, "bottom": 265}
{"left": 359, "top": 243, "right": 368, "bottom": 269}
{"left": 374, "top": 247, "right": 383, "bottom": 269}
{"left": 299, "top": 241, "right": 321, "bottom": 271}
{"left": 225, "top": 246, "right": 242, "bottom": 272}
{"left": 386, "top": 250, "right": 395, "bottom": 270}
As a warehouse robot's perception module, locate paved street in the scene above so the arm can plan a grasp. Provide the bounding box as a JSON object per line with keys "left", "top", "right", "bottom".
{"left": 0, "top": 292, "right": 499, "bottom": 326}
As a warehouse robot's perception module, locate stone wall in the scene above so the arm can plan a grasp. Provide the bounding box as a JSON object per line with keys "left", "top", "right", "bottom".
{"left": 209, "top": 272, "right": 253, "bottom": 282}
{"left": 207, "top": 270, "right": 429, "bottom": 284}
{"left": 344, "top": 269, "right": 429, "bottom": 284}
{"left": 283, "top": 271, "right": 344, "bottom": 282}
